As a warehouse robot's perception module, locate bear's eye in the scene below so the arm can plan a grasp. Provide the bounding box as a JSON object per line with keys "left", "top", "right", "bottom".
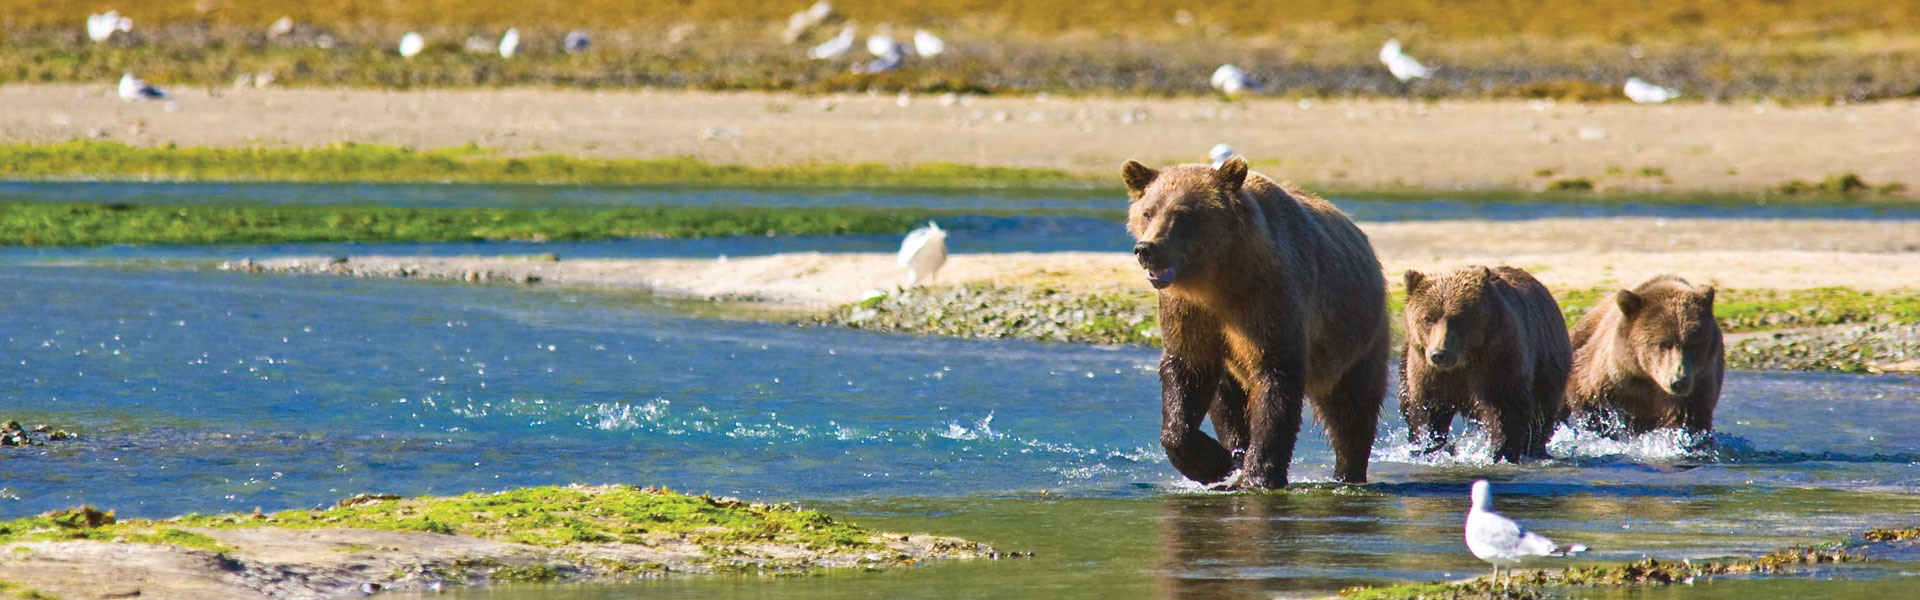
{"left": 1659, "top": 341, "right": 1676, "bottom": 350}
{"left": 1141, "top": 208, "right": 1156, "bottom": 220}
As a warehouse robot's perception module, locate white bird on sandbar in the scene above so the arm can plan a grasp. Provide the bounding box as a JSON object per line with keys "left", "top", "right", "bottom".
{"left": 1209, "top": 64, "right": 1252, "bottom": 97}
{"left": 897, "top": 221, "right": 948, "bottom": 286}
{"left": 499, "top": 27, "right": 522, "bottom": 58}
{"left": 1379, "top": 39, "right": 1433, "bottom": 82}
{"left": 1623, "top": 77, "right": 1680, "bottom": 104}
{"left": 1465, "top": 480, "right": 1587, "bottom": 583}
{"left": 118, "top": 73, "right": 168, "bottom": 101}
{"left": 563, "top": 30, "right": 591, "bottom": 54}
{"left": 808, "top": 25, "right": 856, "bottom": 60}
{"left": 87, "top": 10, "right": 133, "bottom": 43}
{"left": 267, "top": 16, "right": 295, "bottom": 38}
{"left": 398, "top": 32, "right": 425, "bottom": 58}
{"left": 1208, "top": 144, "right": 1236, "bottom": 169}
{"left": 913, "top": 29, "right": 946, "bottom": 58}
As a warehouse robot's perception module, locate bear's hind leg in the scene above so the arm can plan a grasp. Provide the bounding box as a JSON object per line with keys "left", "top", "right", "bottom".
{"left": 1210, "top": 377, "right": 1252, "bottom": 455}
{"left": 1318, "top": 349, "right": 1389, "bottom": 484}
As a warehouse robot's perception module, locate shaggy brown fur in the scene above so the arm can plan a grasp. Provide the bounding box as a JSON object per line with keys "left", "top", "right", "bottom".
{"left": 1565, "top": 275, "right": 1725, "bottom": 435}
{"left": 1122, "top": 156, "right": 1391, "bottom": 489}
{"left": 1399, "top": 266, "right": 1571, "bottom": 461}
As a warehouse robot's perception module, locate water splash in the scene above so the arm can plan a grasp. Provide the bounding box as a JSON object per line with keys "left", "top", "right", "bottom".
{"left": 939, "top": 412, "right": 1001, "bottom": 441}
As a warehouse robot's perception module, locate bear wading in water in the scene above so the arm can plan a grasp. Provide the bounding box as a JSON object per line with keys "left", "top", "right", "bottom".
{"left": 1565, "top": 275, "right": 1725, "bottom": 436}
{"left": 1122, "top": 156, "right": 1391, "bottom": 489}
{"left": 1399, "top": 266, "right": 1571, "bottom": 461}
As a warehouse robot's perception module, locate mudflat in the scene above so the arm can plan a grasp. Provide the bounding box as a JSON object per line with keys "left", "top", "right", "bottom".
{"left": 4, "top": 84, "right": 1918, "bottom": 194}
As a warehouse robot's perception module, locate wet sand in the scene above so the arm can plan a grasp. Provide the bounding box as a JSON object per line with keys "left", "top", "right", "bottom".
{"left": 4, "top": 84, "right": 1919, "bottom": 194}
{"left": 240, "top": 217, "right": 1920, "bottom": 308}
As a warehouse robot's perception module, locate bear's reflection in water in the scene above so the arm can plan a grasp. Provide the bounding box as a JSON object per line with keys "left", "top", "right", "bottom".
{"left": 1151, "top": 486, "right": 1609, "bottom": 599}
{"left": 1153, "top": 492, "right": 1397, "bottom": 599}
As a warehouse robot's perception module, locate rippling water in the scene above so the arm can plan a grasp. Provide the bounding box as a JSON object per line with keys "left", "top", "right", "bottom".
{"left": 6, "top": 264, "right": 1920, "bottom": 599}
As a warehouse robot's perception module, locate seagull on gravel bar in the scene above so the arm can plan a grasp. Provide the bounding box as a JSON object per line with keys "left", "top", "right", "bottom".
{"left": 1465, "top": 479, "right": 1587, "bottom": 583}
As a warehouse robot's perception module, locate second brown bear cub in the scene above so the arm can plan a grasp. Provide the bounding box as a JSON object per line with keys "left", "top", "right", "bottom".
{"left": 1565, "top": 275, "right": 1725, "bottom": 435}
{"left": 1400, "top": 266, "right": 1571, "bottom": 461}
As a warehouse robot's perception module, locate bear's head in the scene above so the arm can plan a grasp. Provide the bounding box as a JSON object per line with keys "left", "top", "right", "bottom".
{"left": 1610, "top": 276, "right": 1718, "bottom": 396}
{"left": 1402, "top": 266, "right": 1499, "bottom": 371}
{"left": 1120, "top": 156, "right": 1255, "bottom": 290}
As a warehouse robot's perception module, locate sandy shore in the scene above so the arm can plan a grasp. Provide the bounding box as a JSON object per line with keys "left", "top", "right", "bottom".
{"left": 242, "top": 217, "right": 1920, "bottom": 309}
{"left": 5, "top": 84, "right": 1919, "bottom": 194}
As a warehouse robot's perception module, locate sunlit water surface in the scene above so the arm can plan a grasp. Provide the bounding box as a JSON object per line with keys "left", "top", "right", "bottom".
{"left": 5, "top": 264, "right": 1920, "bottom": 599}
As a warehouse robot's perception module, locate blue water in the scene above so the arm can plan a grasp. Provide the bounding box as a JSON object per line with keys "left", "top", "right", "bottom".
{"left": 9, "top": 180, "right": 1919, "bottom": 221}
{"left": 7, "top": 264, "right": 1920, "bottom": 598}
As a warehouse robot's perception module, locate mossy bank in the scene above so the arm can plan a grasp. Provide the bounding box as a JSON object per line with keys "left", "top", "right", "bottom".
{"left": 819, "top": 284, "right": 1920, "bottom": 373}
{"left": 0, "top": 141, "right": 1090, "bottom": 189}
{"left": 0, "top": 202, "right": 964, "bottom": 246}
{"left": 1337, "top": 539, "right": 1871, "bottom": 600}
{"left": 0, "top": 485, "right": 996, "bottom": 599}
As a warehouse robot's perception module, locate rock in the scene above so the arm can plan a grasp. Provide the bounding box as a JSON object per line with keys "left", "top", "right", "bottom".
{"left": 336, "top": 493, "right": 403, "bottom": 508}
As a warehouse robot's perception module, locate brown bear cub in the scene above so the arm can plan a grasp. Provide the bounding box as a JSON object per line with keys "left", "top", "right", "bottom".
{"left": 1565, "top": 275, "right": 1725, "bottom": 436}
{"left": 1122, "top": 156, "right": 1391, "bottom": 490}
{"left": 1399, "top": 266, "right": 1571, "bottom": 462}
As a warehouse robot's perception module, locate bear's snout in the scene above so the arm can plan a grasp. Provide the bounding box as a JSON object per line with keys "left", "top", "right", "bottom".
{"left": 1666, "top": 373, "right": 1694, "bottom": 395}
{"left": 1134, "top": 241, "right": 1181, "bottom": 288}
{"left": 1133, "top": 241, "right": 1156, "bottom": 264}
{"left": 1426, "top": 348, "right": 1461, "bottom": 369}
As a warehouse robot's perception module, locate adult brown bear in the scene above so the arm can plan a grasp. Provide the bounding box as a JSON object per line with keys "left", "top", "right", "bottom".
{"left": 1399, "top": 266, "right": 1571, "bottom": 461}
{"left": 1565, "top": 275, "right": 1725, "bottom": 435}
{"left": 1122, "top": 156, "right": 1390, "bottom": 489}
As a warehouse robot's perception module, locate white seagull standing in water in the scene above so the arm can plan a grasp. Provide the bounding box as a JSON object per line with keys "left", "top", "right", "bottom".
{"left": 1380, "top": 39, "right": 1433, "bottom": 82}
{"left": 87, "top": 11, "right": 133, "bottom": 43}
{"left": 1623, "top": 77, "right": 1680, "bottom": 104}
{"left": 897, "top": 222, "right": 948, "bottom": 286}
{"left": 1465, "top": 480, "right": 1587, "bottom": 583}
{"left": 398, "top": 32, "right": 425, "bottom": 58}
{"left": 499, "top": 28, "right": 521, "bottom": 58}
{"left": 118, "top": 73, "right": 168, "bottom": 101}
{"left": 1208, "top": 144, "right": 1236, "bottom": 169}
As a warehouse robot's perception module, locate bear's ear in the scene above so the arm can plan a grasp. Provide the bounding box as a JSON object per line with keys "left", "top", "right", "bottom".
{"left": 1698, "top": 285, "right": 1715, "bottom": 305}
{"left": 1403, "top": 270, "right": 1426, "bottom": 295}
{"left": 1121, "top": 160, "right": 1158, "bottom": 197}
{"left": 1214, "top": 156, "right": 1249, "bottom": 191}
{"left": 1614, "top": 289, "right": 1642, "bottom": 317}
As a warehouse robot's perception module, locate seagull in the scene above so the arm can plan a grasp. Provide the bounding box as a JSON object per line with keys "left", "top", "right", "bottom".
{"left": 867, "top": 33, "right": 902, "bottom": 58}
{"left": 87, "top": 11, "right": 133, "bottom": 43}
{"left": 897, "top": 222, "right": 948, "bottom": 286}
{"left": 563, "top": 30, "right": 591, "bottom": 54}
{"left": 1208, "top": 144, "right": 1236, "bottom": 169}
{"left": 1380, "top": 39, "right": 1433, "bottom": 82}
{"left": 1210, "top": 64, "right": 1252, "bottom": 97}
{"left": 1623, "top": 77, "right": 1680, "bottom": 104}
{"left": 267, "top": 16, "right": 294, "bottom": 38}
{"left": 808, "top": 25, "right": 856, "bottom": 60}
{"left": 118, "top": 73, "right": 167, "bottom": 101}
{"left": 398, "top": 32, "right": 425, "bottom": 58}
{"left": 1465, "top": 480, "right": 1587, "bottom": 583}
{"left": 783, "top": 1, "right": 837, "bottom": 44}
{"left": 913, "top": 29, "right": 945, "bottom": 58}
{"left": 499, "top": 28, "right": 521, "bottom": 58}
